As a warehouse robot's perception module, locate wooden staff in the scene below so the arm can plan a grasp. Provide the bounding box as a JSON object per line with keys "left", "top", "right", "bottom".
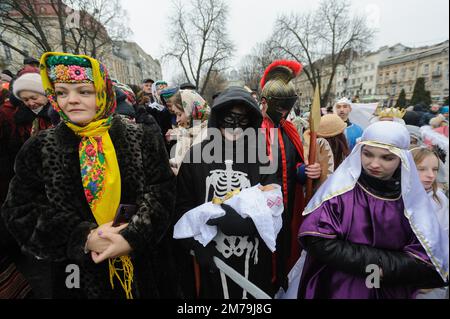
{"left": 305, "top": 85, "right": 321, "bottom": 203}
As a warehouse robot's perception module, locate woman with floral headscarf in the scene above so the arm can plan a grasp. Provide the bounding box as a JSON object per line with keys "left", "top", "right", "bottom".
{"left": 1, "top": 52, "right": 178, "bottom": 299}
{"left": 161, "top": 88, "right": 210, "bottom": 175}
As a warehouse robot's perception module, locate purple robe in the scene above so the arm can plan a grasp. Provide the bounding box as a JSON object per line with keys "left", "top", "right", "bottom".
{"left": 298, "top": 183, "right": 432, "bottom": 299}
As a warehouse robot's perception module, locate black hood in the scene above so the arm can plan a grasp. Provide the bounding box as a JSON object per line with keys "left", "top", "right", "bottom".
{"left": 208, "top": 86, "right": 262, "bottom": 129}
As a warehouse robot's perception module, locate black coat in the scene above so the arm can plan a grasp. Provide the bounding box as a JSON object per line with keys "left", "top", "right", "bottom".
{"left": 1, "top": 115, "right": 179, "bottom": 298}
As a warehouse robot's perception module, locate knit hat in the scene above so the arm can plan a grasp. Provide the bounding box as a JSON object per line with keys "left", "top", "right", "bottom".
{"left": 160, "top": 86, "right": 180, "bottom": 102}
{"left": 12, "top": 73, "right": 45, "bottom": 99}
{"left": 45, "top": 55, "right": 94, "bottom": 83}
{"left": 316, "top": 114, "right": 347, "bottom": 137}
{"left": 440, "top": 105, "right": 449, "bottom": 114}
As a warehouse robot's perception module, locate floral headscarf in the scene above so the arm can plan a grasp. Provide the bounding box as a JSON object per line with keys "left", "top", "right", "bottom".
{"left": 180, "top": 89, "right": 210, "bottom": 125}
{"left": 40, "top": 52, "right": 116, "bottom": 123}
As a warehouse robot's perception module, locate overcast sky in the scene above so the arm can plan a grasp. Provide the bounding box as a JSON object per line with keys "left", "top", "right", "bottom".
{"left": 124, "top": 0, "right": 449, "bottom": 81}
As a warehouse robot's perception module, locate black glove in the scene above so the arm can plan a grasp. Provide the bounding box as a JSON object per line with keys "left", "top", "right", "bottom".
{"left": 206, "top": 203, "right": 257, "bottom": 236}
{"left": 303, "top": 236, "right": 447, "bottom": 289}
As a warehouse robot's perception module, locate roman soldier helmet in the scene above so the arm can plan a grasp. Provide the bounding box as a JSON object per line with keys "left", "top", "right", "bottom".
{"left": 260, "top": 60, "right": 303, "bottom": 124}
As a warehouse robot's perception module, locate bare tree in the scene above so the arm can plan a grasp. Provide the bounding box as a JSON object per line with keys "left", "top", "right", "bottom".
{"left": 65, "top": 0, "right": 131, "bottom": 58}
{"left": 163, "top": 0, "right": 234, "bottom": 96}
{"left": 0, "top": 0, "right": 54, "bottom": 55}
{"left": 238, "top": 40, "right": 282, "bottom": 91}
{"left": 0, "top": 0, "right": 130, "bottom": 59}
{"left": 201, "top": 69, "right": 228, "bottom": 104}
{"left": 269, "top": 0, "right": 374, "bottom": 106}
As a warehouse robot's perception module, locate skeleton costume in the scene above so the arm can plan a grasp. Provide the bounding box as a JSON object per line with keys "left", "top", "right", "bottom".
{"left": 174, "top": 87, "right": 280, "bottom": 299}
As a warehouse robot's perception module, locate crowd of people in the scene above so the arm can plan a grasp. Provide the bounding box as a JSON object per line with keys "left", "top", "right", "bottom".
{"left": 0, "top": 53, "right": 448, "bottom": 299}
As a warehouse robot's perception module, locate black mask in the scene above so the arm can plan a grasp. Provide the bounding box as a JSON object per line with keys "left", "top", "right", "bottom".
{"left": 219, "top": 110, "right": 250, "bottom": 129}
{"left": 265, "top": 95, "right": 298, "bottom": 125}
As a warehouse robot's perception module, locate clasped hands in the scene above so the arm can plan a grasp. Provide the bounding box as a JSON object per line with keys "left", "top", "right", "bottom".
{"left": 85, "top": 222, "right": 132, "bottom": 264}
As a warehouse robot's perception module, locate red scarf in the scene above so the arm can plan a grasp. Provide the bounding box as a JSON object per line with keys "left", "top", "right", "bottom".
{"left": 262, "top": 117, "right": 306, "bottom": 276}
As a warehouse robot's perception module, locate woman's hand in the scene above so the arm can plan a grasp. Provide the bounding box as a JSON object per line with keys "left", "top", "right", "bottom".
{"left": 86, "top": 222, "right": 128, "bottom": 253}
{"left": 90, "top": 230, "right": 133, "bottom": 264}
{"left": 165, "top": 129, "right": 177, "bottom": 142}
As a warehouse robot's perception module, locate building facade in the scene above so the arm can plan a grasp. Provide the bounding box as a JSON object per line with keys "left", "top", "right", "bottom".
{"left": 377, "top": 41, "right": 449, "bottom": 106}
{"left": 108, "top": 41, "right": 162, "bottom": 86}
{"left": 294, "top": 64, "right": 336, "bottom": 110}
{"left": 0, "top": 0, "right": 162, "bottom": 87}
{"left": 334, "top": 44, "right": 409, "bottom": 103}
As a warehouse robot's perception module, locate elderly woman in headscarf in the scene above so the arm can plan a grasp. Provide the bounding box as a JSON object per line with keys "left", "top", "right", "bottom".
{"left": 137, "top": 79, "right": 173, "bottom": 137}
{"left": 297, "top": 121, "right": 448, "bottom": 299}
{"left": 1, "top": 52, "right": 178, "bottom": 299}
{"left": 161, "top": 88, "right": 210, "bottom": 175}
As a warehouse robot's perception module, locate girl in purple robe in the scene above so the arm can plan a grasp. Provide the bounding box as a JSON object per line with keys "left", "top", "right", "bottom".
{"left": 297, "top": 121, "right": 448, "bottom": 299}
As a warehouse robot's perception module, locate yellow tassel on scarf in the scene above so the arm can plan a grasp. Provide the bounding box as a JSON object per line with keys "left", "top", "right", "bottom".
{"left": 109, "top": 256, "right": 134, "bottom": 299}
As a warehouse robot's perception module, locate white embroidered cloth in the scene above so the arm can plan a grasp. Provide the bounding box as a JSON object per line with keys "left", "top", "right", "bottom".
{"left": 173, "top": 184, "right": 284, "bottom": 252}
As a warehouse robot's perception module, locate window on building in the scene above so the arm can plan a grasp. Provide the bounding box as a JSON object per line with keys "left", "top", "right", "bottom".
{"left": 352, "top": 79, "right": 355, "bottom": 85}
{"left": 364, "top": 76, "right": 368, "bottom": 82}
{"left": 3, "top": 45, "right": 12, "bottom": 61}
{"left": 368, "top": 89, "right": 372, "bottom": 95}
{"left": 436, "top": 62, "right": 442, "bottom": 74}
{"left": 433, "top": 79, "right": 441, "bottom": 89}
{"left": 392, "top": 85, "right": 397, "bottom": 95}
{"left": 371, "top": 64, "right": 375, "bottom": 70}
{"left": 370, "top": 75, "right": 374, "bottom": 82}
{"left": 365, "top": 65, "right": 369, "bottom": 71}
{"left": 423, "top": 64, "right": 429, "bottom": 75}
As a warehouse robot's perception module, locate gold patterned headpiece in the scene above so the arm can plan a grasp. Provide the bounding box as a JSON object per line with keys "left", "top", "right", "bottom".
{"left": 374, "top": 106, "right": 407, "bottom": 119}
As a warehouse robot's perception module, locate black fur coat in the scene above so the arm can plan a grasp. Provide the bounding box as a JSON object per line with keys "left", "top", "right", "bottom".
{"left": 1, "top": 115, "right": 179, "bottom": 298}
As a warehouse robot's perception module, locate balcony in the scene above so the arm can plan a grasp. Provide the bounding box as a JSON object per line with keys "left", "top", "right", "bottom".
{"left": 432, "top": 70, "right": 442, "bottom": 77}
